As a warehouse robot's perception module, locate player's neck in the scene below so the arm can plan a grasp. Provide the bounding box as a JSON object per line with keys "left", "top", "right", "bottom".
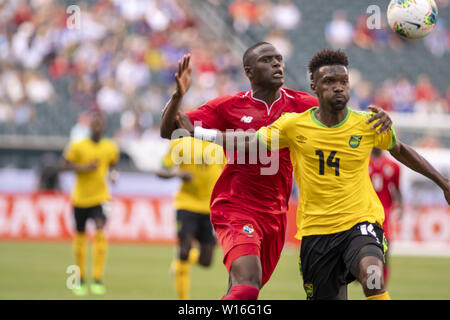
{"left": 90, "top": 135, "right": 101, "bottom": 143}
{"left": 251, "top": 87, "right": 281, "bottom": 106}
{"left": 315, "top": 106, "right": 348, "bottom": 127}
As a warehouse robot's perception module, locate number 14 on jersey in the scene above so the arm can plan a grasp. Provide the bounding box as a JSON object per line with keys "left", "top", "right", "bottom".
{"left": 315, "top": 150, "right": 340, "bottom": 176}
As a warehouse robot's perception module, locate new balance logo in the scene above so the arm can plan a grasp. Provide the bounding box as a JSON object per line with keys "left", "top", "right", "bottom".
{"left": 240, "top": 116, "right": 253, "bottom": 123}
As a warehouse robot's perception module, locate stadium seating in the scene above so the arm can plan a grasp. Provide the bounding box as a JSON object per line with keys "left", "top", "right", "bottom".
{"left": 0, "top": 0, "right": 448, "bottom": 169}
{"left": 211, "top": 0, "right": 449, "bottom": 92}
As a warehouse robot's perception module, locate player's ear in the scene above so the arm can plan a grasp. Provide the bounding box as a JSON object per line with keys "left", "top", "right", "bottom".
{"left": 244, "top": 65, "right": 253, "bottom": 79}
{"left": 309, "top": 72, "right": 317, "bottom": 94}
{"left": 310, "top": 81, "right": 317, "bottom": 94}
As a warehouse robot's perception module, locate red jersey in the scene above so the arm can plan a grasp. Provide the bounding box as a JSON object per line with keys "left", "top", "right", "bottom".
{"left": 368, "top": 154, "right": 401, "bottom": 211}
{"left": 186, "top": 88, "right": 318, "bottom": 215}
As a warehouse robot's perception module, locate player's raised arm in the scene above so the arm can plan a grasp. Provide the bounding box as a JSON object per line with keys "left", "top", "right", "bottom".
{"left": 160, "top": 54, "right": 193, "bottom": 139}
{"left": 195, "top": 107, "right": 394, "bottom": 152}
{"left": 389, "top": 141, "right": 450, "bottom": 204}
{"left": 174, "top": 114, "right": 258, "bottom": 152}
{"left": 197, "top": 128, "right": 258, "bottom": 152}
{"left": 177, "top": 113, "right": 291, "bottom": 155}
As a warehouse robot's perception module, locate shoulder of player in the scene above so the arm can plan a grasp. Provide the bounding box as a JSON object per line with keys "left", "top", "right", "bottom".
{"left": 281, "top": 88, "right": 311, "bottom": 99}
{"left": 206, "top": 93, "right": 241, "bottom": 107}
{"left": 348, "top": 108, "right": 377, "bottom": 131}
{"left": 69, "top": 138, "right": 89, "bottom": 149}
{"left": 282, "top": 88, "right": 318, "bottom": 106}
{"left": 274, "top": 111, "right": 306, "bottom": 127}
{"left": 349, "top": 108, "right": 372, "bottom": 118}
{"left": 194, "top": 94, "right": 242, "bottom": 116}
{"left": 101, "top": 138, "right": 119, "bottom": 149}
{"left": 64, "top": 138, "right": 89, "bottom": 158}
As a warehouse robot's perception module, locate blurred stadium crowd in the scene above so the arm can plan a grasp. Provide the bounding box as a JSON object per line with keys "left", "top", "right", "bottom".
{"left": 0, "top": 0, "right": 448, "bottom": 149}
{"left": 221, "top": 0, "right": 450, "bottom": 114}
{"left": 0, "top": 0, "right": 247, "bottom": 145}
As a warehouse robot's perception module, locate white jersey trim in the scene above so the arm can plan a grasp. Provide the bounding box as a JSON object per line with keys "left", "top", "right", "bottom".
{"left": 250, "top": 90, "right": 284, "bottom": 116}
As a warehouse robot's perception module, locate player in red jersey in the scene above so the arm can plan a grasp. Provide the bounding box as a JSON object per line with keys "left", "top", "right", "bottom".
{"left": 369, "top": 148, "right": 403, "bottom": 284}
{"left": 160, "top": 42, "right": 392, "bottom": 300}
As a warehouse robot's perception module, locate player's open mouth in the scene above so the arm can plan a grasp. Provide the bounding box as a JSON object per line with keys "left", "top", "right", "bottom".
{"left": 273, "top": 70, "right": 284, "bottom": 78}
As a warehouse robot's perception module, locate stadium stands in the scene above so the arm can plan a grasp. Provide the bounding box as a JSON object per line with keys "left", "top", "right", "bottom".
{"left": 212, "top": 0, "right": 449, "bottom": 93}
{"left": 202, "top": 0, "right": 450, "bottom": 148}
{"left": 0, "top": 0, "right": 449, "bottom": 169}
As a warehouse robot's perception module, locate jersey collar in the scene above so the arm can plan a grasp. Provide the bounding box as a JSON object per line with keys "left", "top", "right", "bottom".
{"left": 245, "top": 88, "right": 291, "bottom": 116}
{"left": 310, "top": 106, "right": 351, "bottom": 128}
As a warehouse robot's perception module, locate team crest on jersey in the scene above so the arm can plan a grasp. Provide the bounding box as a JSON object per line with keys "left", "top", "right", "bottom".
{"left": 304, "top": 283, "right": 313, "bottom": 298}
{"left": 242, "top": 224, "right": 255, "bottom": 236}
{"left": 349, "top": 135, "right": 363, "bottom": 148}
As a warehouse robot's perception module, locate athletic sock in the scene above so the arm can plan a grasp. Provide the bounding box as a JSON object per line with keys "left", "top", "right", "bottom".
{"left": 92, "top": 230, "right": 108, "bottom": 282}
{"left": 173, "top": 259, "right": 190, "bottom": 300}
{"left": 221, "top": 285, "right": 259, "bottom": 300}
{"left": 367, "top": 291, "right": 391, "bottom": 300}
{"left": 73, "top": 232, "right": 87, "bottom": 280}
{"left": 188, "top": 247, "right": 200, "bottom": 264}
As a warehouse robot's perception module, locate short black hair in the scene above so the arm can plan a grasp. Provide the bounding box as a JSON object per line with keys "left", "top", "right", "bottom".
{"left": 243, "top": 41, "right": 272, "bottom": 67}
{"left": 308, "top": 49, "right": 349, "bottom": 80}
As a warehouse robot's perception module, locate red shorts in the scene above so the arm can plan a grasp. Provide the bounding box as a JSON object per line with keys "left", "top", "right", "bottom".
{"left": 210, "top": 206, "right": 287, "bottom": 286}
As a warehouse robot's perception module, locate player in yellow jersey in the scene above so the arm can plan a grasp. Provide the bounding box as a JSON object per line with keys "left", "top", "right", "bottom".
{"left": 62, "top": 111, "right": 119, "bottom": 296}
{"left": 182, "top": 49, "right": 450, "bottom": 300}
{"left": 256, "top": 49, "right": 450, "bottom": 300}
{"left": 157, "top": 136, "right": 225, "bottom": 300}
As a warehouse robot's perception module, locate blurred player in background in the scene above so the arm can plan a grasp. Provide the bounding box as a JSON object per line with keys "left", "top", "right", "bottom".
{"left": 38, "top": 152, "right": 61, "bottom": 191}
{"left": 369, "top": 148, "right": 403, "bottom": 285}
{"left": 61, "top": 111, "right": 119, "bottom": 296}
{"left": 160, "top": 42, "right": 392, "bottom": 300}
{"left": 157, "top": 137, "right": 225, "bottom": 300}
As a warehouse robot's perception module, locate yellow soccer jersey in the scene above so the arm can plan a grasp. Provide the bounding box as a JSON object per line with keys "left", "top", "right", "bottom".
{"left": 257, "top": 107, "right": 397, "bottom": 239}
{"left": 162, "top": 137, "right": 225, "bottom": 214}
{"left": 64, "top": 138, "right": 119, "bottom": 208}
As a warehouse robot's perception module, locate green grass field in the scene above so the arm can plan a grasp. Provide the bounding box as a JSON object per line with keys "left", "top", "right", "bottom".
{"left": 0, "top": 241, "right": 449, "bottom": 300}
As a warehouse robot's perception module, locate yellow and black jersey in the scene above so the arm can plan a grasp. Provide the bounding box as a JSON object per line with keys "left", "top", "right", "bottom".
{"left": 64, "top": 138, "right": 119, "bottom": 208}
{"left": 162, "top": 137, "right": 225, "bottom": 214}
{"left": 257, "top": 107, "right": 396, "bottom": 239}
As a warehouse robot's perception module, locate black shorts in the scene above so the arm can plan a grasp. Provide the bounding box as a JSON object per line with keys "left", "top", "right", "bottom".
{"left": 300, "top": 221, "right": 387, "bottom": 300}
{"left": 73, "top": 205, "right": 107, "bottom": 233}
{"left": 176, "top": 209, "right": 216, "bottom": 245}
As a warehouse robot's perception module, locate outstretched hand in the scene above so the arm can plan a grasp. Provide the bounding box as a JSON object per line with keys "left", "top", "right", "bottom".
{"left": 174, "top": 54, "right": 192, "bottom": 98}
{"left": 366, "top": 105, "right": 393, "bottom": 134}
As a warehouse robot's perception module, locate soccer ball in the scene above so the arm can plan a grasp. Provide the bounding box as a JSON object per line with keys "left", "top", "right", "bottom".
{"left": 387, "top": 0, "right": 438, "bottom": 39}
